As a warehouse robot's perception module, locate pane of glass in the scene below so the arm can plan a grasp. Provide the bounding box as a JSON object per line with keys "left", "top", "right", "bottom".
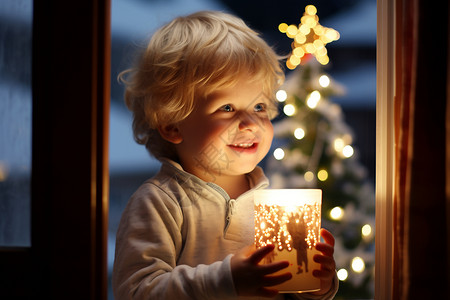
{"left": 108, "top": 1, "right": 376, "bottom": 299}
{"left": 0, "top": 0, "right": 33, "bottom": 247}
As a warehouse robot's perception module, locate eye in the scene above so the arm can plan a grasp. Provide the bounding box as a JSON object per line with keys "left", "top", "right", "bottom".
{"left": 254, "top": 103, "right": 266, "bottom": 112}
{"left": 220, "top": 104, "right": 234, "bottom": 112}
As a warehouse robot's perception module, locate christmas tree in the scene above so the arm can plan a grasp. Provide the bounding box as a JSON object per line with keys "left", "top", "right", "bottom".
{"left": 266, "top": 5, "right": 375, "bottom": 299}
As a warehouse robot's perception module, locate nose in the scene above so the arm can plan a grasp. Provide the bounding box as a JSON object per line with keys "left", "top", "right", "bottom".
{"left": 238, "top": 112, "right": 259, "bottom": 132}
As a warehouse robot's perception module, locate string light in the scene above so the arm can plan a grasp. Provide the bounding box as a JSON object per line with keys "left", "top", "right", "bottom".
{"left": 319, "top": 75, "right": 330, "bottom": 88}
{"left": 342, "top": 145, "right": 354, "bottom": 158}
{"left": 283, "top": 104, "right": 296, "bottom": 116}
{"left": 276, "top": 89, "right": 288, "bottom": 102}
{"left": 304, "top": 171, "right": 314, "bottom": 182}
{"left": 317, "top": 169, "right": 328, "bottom": 181}
{"left": 334, "top": 137, "right": 354, "bottom": 158}
{"left": 294, "top": 127, "right": 305, "bottom": 140}
{"left": 351, "top": 257, "right": 365, "bottom": 273}
{"left": 337, "top": 268, "right": 348, "bottom": 281}
{"left": 306, "top": 90, "right": 321, "bottom": 108}
{"left": 362, "top": 224, "right": 372, "bottom": 237}
{"left": 279, "top": 5, "right": 340, "bottom": 69}
{"left": 334, "top": 138, "right": 345, "bottom": 152}
{"left": 273, "top": 148, "right": 285, "bottom": 160}
{"left": 329, "top": 206, "right": 344, "bottom": 220}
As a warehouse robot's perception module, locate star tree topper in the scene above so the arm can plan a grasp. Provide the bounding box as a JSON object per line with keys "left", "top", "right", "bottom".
{"left": 279, "top": 5, "right": 340, "bottom": 69}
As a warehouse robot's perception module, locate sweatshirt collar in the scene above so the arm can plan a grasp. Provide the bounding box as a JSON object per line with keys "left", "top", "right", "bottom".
{"left": 159, "top": 158, "right": 269, "bottom": 200}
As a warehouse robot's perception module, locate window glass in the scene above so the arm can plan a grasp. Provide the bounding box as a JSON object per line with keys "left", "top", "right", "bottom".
{"left": 0, "top": 0, "right": 33, "bottom": 247}
{"left": 108, "top": 0, "right": 376, "bottom": 298}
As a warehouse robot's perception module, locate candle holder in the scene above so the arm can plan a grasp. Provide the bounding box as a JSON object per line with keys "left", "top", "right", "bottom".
{"left": 254, "top": 189, "right": 322, "bottom": 293}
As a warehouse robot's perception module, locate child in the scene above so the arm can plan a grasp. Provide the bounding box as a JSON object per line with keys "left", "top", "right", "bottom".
{"left": 112, "top": 11, "right": 338, "bottom": 299}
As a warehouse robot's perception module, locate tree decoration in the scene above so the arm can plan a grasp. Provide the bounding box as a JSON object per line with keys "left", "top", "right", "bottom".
{"left": 279, "top": 5, "right": 340, "bottom": 69}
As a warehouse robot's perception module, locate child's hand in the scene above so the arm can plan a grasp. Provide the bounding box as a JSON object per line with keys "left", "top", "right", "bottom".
{"left": 311, "top": 228, "right": 336, "bottom": 295}
{"left": 230, "top": 244, "right": 292, "bottom": 298}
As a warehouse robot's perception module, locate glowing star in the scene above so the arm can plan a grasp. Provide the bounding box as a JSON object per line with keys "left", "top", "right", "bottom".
{"left": 279, "top": 5, "right": 340, "bottom": 69}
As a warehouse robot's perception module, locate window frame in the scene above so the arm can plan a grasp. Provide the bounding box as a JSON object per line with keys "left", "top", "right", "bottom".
{"left": 375, "top": 0, "right": 396, "bottom": 299}
{"left": 0, "top": 1, "right": 111, "bottom": 299}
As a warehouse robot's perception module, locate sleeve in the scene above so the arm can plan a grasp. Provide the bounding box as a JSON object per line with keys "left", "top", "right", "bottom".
{"left": 286, "top": 272, "right": 339, "bottom": 300}
{"left": 112, "top": 184, "right": 237, "bottom": 300}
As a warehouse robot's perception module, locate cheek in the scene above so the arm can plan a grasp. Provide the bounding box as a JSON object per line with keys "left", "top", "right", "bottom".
{"left": 264, "top": 121, "right": 274, "bottom": 145}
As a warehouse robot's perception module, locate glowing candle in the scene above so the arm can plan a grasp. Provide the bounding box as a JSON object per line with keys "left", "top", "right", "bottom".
{"left": 254, "top": 189, "right": 322, "bottom": 293}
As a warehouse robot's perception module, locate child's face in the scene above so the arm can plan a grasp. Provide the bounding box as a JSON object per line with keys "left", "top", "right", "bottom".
{"left": 175, "top": 75, "right": 274, "bottom": 182}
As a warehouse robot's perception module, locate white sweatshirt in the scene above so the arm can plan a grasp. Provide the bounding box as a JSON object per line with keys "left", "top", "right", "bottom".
{"left": 112, "top": 159, "right": 338, "bottom": 300}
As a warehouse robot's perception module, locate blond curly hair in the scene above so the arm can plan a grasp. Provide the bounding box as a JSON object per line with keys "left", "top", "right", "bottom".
{"left": 120, "top": 11, "right": 285, "bottom": 160}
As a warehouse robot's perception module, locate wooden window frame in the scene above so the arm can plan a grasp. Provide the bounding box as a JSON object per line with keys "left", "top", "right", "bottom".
{"left": 0, "top": 1, "right": 111, "bottom": 299}
{"left": 375, "top": 0, "right": 395, "bottom": 299}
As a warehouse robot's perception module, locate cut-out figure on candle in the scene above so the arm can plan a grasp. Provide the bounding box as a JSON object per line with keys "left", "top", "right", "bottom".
{"left": 287, "top": 213, "right": 309, "bottom": 274}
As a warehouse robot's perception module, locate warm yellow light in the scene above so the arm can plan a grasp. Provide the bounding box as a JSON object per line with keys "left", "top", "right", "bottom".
{"left": 306, "top": 90, "right": 321, "bottom": 108}
{"left": 325, "top": 29, "right": 340, "bottom": 41}
{"left": 313, "top": 39, "right": 324, "bottom": 50}
{"left": 276, "top": 90, "right": 288, "bottom": 102}
{"left": 286, "top": 25, "right": 298, "bottom": 37}
{"left": 319, "top": 75, "right": 330, "bottom": 88}
{"left": 305, "top": 43, "right": 316, "bottom": 53}
{"left": 286, "top": 60, "right": 296, "bottom": 70}
{"left": 273, "top": 148, "right": 285, "bottom": 160}
{"left": 317, "top": 55, "right": 330, "bottom": 65}
{"left": 289, "top": 55, "right": 301, "bottom": 66}
{"left": 337, "top": 269, "right": 348, "bottom": 281}
{"left": 334, "top": 138, "right": 345, "bottom": 152}
{"left": 317, "top": 169, "right": 328, "bottom": 181}
{"left": 304, "top": 171, "right": 314, "bottom": 182}
{"left": 342, "top": 145, "right": 354, "bottom": 158}
{"left": 352, "top": 257, "right": 365, "bottom": 273}
{"left": 293, "top": 47, "right": 305, "bottom": 58}
{"left": 295, "top": 34, "right": 306, "bottom": 44}
{"left": 279, "top": 5, "right": 339, "bottom": 68}
{"left": 305, "top": 5, "right": 317, "bottom": 16}
{"left": 303, "top": 15, "right": 317, "bottom": 28}
{"left": 294, "top": 127, "right": 305, "bottom": 140}
{"left": 283, "top": 104, "right": 296, "bottom": 116}
{"left": 299, "top": 24, "right": 311, "bottom": 35}
{"left": 362, "top": 224, "right": 372, "bottom": 237}
{"left": 278, "top": 23, "right": 288, "bottom": 33}
{"left": 330, "top": 206, "right": 344, "bottom": 220}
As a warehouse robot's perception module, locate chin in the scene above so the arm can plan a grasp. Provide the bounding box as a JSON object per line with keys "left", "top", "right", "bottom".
{"left": 233, "top": 161, "right": 259, "bottom": 175}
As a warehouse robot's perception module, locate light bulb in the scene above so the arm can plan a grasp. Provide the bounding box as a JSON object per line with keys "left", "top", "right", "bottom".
{"left": 319, "top": 75, "right": 330, "bottom": 87}
{"left": 276, "top": 90, "right": 287, "bottom": 102}
{"left": 351, "top": 257, "right": 365, "bottom": 273}
{"left": 294, "top": 127, "right": 305, "bottom": 140}
{"left": 273, "top": 148, "right": 285, "bottom": 160}
{"left": 337, "top": 269, "right": 348, "bottom": 281}
{"left": 283, "top": 104, "right": 296, "bottom": 116}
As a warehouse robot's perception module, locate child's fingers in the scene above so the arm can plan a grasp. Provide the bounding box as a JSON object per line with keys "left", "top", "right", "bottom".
{"left": 259, "top": 260, "right": 290, "bottom": 275}
{"left": 320, "top": 228, "right": 335, "bottom": 247}
{"left": 312, "top": 269, "right": 336, "bottom": 280}
{"left": 261, "top": 272, "right": 293, "bottom": 287}
{"left": 315, "top": 242, "right": 334, "bottom": 257}
{"left": 248, "top": 244, "right": 275, "bottom": 265}
{"left": 313, "top": 254, "right": 336, "bottom": 271}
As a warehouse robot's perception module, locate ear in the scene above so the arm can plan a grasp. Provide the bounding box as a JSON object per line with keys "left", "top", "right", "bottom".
{"left": 158, "top": 124, "right": 183, "bottom": 144}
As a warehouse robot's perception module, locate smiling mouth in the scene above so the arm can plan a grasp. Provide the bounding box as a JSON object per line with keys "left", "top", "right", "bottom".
{"left": 228, "top": 142, "right": 258, "bottom": 152}
{"left": 230, "top": 143, "right": 255, "bottom": 148}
